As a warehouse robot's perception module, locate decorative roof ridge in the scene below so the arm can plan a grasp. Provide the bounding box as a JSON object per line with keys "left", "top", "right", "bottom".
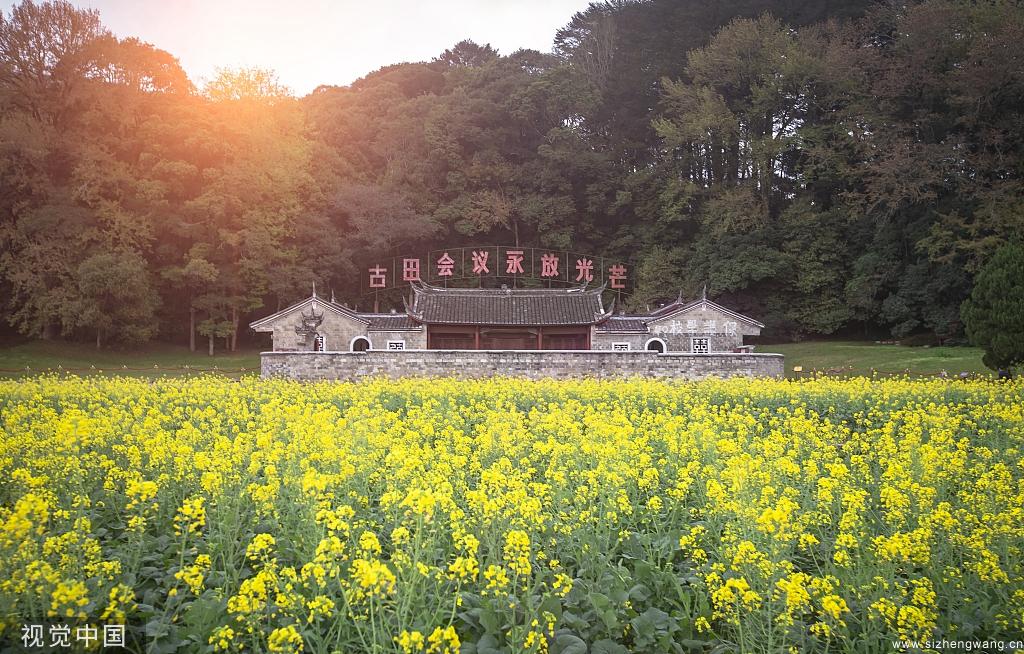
{"left": 595, "top": 295, "right": 616, "bottom": 323}
{"left": 411, "top": 280, "right": 603, "bottom": 295}
{"left": 605, "top": 314, "right": 650, "bottom": 321}
{"left": 404, "top": 293, "right": 423, "bottom": 323}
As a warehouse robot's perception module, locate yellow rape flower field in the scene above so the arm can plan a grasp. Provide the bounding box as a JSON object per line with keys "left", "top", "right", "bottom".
{"left": 1, "top": 375, "right": 1022, "bottom": 653}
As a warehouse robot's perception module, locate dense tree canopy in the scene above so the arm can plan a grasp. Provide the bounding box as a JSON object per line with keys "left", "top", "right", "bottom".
{"left": 2, "top": 0, "right": 1022, "bottom": 349}
{"left": 961, "top": 243, "right": 1024, "bottom": 373}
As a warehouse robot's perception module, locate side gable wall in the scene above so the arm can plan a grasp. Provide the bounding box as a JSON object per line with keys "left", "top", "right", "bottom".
{"left": 254, "top": 301, "right": 370, "bottom": 351}
{"left": 647, "top": 303, "right": 760, "bottom": 352}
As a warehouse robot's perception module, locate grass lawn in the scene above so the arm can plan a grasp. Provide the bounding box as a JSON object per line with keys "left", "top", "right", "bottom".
{"left": 0, "top": 340, "right": 261, "bottom": 378}
{"left": 0, "top": 339, "right": 991, "bottom": 379}
{"left": 765, "top": 340, "right": 989, "bottom": 377}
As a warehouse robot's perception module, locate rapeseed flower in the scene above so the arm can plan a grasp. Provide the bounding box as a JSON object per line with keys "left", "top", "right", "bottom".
{"left": 1, "top": 375, "right": 1021, "bottom": 652}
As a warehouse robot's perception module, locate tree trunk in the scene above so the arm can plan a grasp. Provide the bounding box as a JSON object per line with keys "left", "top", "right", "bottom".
{"left": 189, "top": 307, "right": 196, "bottom": 352}
{"left": 42, "top": 323, "right": 56, "bottom": 340}
{"left": 96, "top": 328, "right": 102, "bottom": 349}
{"left": 230, "top": 307, "right": 239, "bottom": 352}
{"left": 208, "top": 334, "right": 214, "bottom": 356}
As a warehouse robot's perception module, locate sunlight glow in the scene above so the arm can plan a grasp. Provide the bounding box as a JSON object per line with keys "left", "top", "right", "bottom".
{"left": 57, "top": 0, "right": 593, "bottom": 94}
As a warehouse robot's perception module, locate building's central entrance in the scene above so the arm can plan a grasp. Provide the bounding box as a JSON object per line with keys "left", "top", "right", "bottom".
{"left": 426, "top": 325, "right": 589, "bottom": 350}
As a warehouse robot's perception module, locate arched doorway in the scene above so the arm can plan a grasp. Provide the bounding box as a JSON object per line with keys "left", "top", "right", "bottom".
{"left": 350, "top": 336, "right": 371, "bottom": 352}
{"left": 645, "top": 338, "right": 666, "bottom": 353}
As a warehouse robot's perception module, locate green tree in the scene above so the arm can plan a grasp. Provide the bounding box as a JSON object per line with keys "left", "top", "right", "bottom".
{"left": 822, "top": 1, "right": 1022, "bottom": 339}
{"left": 174, "top": 66, "right": 319, "bottom": 351}
{"left": 202, "top": 66, "right": 290, "bottom": 102}
{"left": 961, "top": 243, "right": 1024, "bottom": 375}
{"left": 1, "top": 0, "right": 196, "bottom": 345}
{"left": 5, "top": 0, "right": 1024, "bottom": 347}
{"left": 73, "top": 250, "right": 159, "bottom": 348}
{"left": 162, "top": 247, "right": 219, "bottom": 352}
{"left": 195, "top": 298, "right": 235, "bottom": 356}
{"left": 0, "top": 0, "right": 107, "bottom": 124}
{"left": 433, "top": 39, "right": 498, "bottom": 68}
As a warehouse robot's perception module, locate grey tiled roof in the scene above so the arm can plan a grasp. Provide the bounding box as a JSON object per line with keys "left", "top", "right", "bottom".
{"left": 648, "top": 301, "right": 684, "bottom": 317}
{"left": 361, "top": 314, "right": 421, "bottom": 331}
{"left": 595, "top": 317, "right": 649, "bottom": 333}
{"left": 408, "top": 282, "right": 610, "bottom": 326}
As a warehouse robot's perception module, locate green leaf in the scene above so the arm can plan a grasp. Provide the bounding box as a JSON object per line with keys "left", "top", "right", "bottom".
{"left": 628, "top": 583, "right": 652, "bottom": 603}
{"left": 588, "top": 591, "right": 612, "bottom": 613}
{"left": 479, "top": 603, "right": 501, "bottom": 634}
{"left": 560, "top": 611, "right": 590, "bottom": 632}
{"left": 457, "top": 607, "right": 482, "bottom": 630}
{"left": 144, "top": 619, "right": 169, "bottom": 638}
{"left": 600, "top": 609, "right": 619, "bottom": 632}
{"left": 553, "top": 633, "right": 587, "bottom": 654}
{"left": 540, "top": 594, "right": 564, "bottom": 620}
{"left": 644, "top": 607, "right": 674, "bottom": 632}
{"left": 475, "top": 634, "right": 503, "bottom": 654}
{"left": 631, "top": 612, "right": 655, "bottom": 640}
{"left": 592, "top": 640, "right": 630, "bottom": 654}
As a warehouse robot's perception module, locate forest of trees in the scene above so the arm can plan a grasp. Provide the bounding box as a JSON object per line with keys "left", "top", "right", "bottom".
{"left": 1, "top": 0, "right": 1022, "bottom": 350}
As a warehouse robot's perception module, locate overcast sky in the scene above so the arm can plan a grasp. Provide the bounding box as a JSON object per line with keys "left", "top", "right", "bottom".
{"left": 32, "top": 0, "right": 595, "bottom": 95}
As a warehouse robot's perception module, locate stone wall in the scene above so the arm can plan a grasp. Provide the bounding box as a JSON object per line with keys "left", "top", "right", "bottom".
{"left": 366, "top": 329, "right": 427, "bottom": 350}
{"left": 589, "top": 332, "right": 650, "bottom": 351}
{"left": 260, "top": 350, "right": 784, "bottom": 381}
{"left": 588, "top": 304, "right": 760, "bottom": 353}
{"left": 590, "top": 330, "right": 743, "bottom": 353}
{"left": 646, "top": 303, "right": 757, "bottom": 353}
{"left": 649, "top": 303, "right": 761, "bottom": 337}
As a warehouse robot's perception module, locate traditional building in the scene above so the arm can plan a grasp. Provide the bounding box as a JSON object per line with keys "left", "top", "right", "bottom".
{"left": 250, "top": 282, "right": 783, "bottom": 380}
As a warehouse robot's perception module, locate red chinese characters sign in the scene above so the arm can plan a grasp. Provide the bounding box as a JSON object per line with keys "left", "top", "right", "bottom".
{"left": 365, "top": 247, "right": 630, "bottom": 292}
{"left": 402, "top": 258, "right": 420, "bottom": 281}
{"left": 575, "top": 257, "right": 593, "bottom": 282}
{"left": 436, "top": 252, "right": 455, "bottom": 277}
{"left": 505, "top": 250, "right": 525, "bottom": 274}
{"left": 471, "top": 250, "right": 489, "bottom": 274}
{"left": 540, "top": 254, "right": 559, "bottom": 278}
{"left": 368, "top": 264, "right": 387, "bottom": 288}
{"left": 608, "top": 264, "right": 627, "bottom": 289}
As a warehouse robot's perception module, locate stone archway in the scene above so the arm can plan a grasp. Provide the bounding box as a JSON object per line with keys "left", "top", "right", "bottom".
{"left": 645, "top": 337, "right": 666, "bottom": 353}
